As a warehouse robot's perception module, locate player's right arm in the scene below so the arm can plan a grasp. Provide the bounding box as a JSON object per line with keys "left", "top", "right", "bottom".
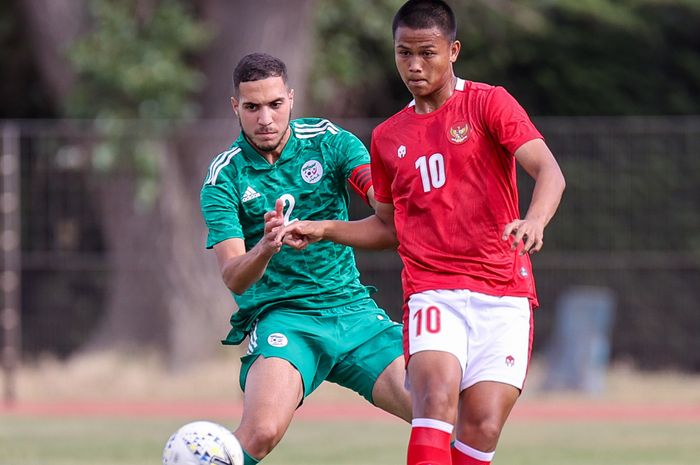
{"left": 282, "top": 125, "right": 398, "bottom": 250}
{"left": 214, "top": 200, "right": 285, "bottom": 295}
{"left": 282, "top": 216, "right": 395, "bottom": 250}
{"left": 281, "top": 195, "right": 397, "bottom": 251}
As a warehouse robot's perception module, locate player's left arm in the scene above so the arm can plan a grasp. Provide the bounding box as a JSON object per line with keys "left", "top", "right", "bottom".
{"left": 504, "top": 138, "right": 566, "bottom": 255}
{"left": 347, "top": 163, "right": 375, "bottom": 207}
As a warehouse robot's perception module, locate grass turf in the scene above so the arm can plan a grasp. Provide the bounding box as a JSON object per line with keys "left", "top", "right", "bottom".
{"left": 1, "top": 415, "right": 699, "bottom": 465}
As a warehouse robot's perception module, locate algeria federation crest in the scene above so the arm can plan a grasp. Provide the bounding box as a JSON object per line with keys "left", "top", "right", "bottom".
{"left": 267, "top": 333, "right": 288, "bottom": 348}
{"left": 301, "top": 160, "right": 323, "bottom": 184}
{"left": 447, "top": 121, "right": 470, "bottom": 144}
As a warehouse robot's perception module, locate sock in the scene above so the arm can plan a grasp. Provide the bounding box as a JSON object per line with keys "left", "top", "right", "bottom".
{"left": 242, "top": 448, "right": 260, "bottom": 465}
{"left": 407, "top": 418, "right": 453, "bottom": 465}
{"left": 451, "top": 440, "right": 494, "bottom": 465}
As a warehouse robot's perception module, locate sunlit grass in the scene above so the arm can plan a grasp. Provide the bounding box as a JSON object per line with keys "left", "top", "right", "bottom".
{"left": 1, "top": 415, "right": 699, "bottom": 465}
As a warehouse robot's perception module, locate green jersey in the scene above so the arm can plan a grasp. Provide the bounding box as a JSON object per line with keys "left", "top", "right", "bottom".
{"left": 200, "top": 118, "right": 374, "bottom": 344}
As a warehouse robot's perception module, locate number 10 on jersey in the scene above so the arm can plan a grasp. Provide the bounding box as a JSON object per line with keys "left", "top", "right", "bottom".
{"left": 415, "top": 153, "right": 446, "bottom": 192}
{"left": 413, "top": 306, "right": 441, "bottom": 336}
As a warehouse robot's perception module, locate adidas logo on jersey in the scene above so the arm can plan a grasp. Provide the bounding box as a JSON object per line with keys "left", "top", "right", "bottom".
{"left": 242, "top": 186, "right": 261, "bottom": 202}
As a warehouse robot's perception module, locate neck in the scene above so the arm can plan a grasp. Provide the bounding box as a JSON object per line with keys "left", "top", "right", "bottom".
{"left": 413, "top": 75, "right": 456, "bottom": 114}
{"left": 247, "top": 126, "right": 291, "bottom": 164}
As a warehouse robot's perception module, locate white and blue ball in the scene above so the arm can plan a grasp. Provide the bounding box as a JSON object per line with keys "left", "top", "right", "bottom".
{"left": 162, "top": 420, "right": 243, "bottom": 465}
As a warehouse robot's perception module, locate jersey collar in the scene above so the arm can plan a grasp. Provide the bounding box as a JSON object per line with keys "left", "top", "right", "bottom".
{"left": 236, "top": 126, "right": 298, "bottom": 169}
{"left": 408, "top": 77, "right": 466, "bottom": 108}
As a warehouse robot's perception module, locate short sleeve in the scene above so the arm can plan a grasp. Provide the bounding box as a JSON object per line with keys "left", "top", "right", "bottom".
{"left": 370, "top": 128, "right": 393, "bottom": 204}
{"left": 484, "top": 86, "right": 543, "bottom": 155}
{"left": 200, "top": 177, "right": 243, "bottom": 249}
{"left": 331, "top": 126, "right": 371, "bottom": 179}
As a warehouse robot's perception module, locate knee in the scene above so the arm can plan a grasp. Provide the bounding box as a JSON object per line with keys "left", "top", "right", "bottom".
{"left": 414, "top": 387, "right": 457, "bottom": 419}
{"left": 236, "top": 421, "right": 284, "bottom": 459}
{"left": 462, "top": 418, "right": 503, "bottom": 450}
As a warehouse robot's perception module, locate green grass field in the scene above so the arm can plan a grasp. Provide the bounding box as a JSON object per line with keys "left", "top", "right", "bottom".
{"left": 2, "top": 414, "right": 699, "bottom": 465}
{"left": 5, "top": 355, "right": 700, "bottom": 464}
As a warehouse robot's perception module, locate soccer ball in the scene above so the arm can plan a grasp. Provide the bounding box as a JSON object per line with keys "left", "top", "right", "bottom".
{"left": 162, "top": 420, "right": 244, "bottom": 465}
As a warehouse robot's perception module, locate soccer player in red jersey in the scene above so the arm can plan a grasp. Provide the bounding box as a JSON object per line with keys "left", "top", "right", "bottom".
{"left": 282, "top": 1, "right": 565, "bottom": 464}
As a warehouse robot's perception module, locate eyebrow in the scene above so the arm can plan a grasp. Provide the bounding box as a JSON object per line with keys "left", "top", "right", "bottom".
{"left": 244, "top": 97, "right": 286, "bottom": 106}
{"left": 395, "top": 43, "right": 439, "bottom": 49}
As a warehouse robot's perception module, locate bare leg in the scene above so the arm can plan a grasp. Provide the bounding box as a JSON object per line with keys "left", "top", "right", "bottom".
{"left": 233, "top": 356, "right": 304, "bottom": 460}
{"left": 408, "top": 350, "right": 462, "bottom": 422}
{"left": 405, "top": 351, "right": 462, "bottom": 465}
{"left": 455, "top": 381, "right": 520, "bottom": 452}
{"left": 370, "top": 356, "right": 412, "bottom": 422}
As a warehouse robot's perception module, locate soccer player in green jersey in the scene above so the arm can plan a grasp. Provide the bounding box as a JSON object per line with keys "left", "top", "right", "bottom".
{"left": 200, "top": 53, "right": 411, "bottom": 465}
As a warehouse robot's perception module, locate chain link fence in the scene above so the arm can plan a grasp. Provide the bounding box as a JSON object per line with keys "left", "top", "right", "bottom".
{"left": 2, "top": 117, "right": 699, "bottom": 392}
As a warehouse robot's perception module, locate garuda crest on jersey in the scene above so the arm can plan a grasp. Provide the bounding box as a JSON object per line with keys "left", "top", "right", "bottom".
{"left": 448, "top": 121, "right": 470, "bottom": 144}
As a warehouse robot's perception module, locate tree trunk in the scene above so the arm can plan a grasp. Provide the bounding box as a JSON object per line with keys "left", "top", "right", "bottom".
{"left": 87, "top": 172, "right": 169, "bottom": 351}
{"left": 17, "top": 0, "right": 88, "bottom": 109}
{"left": 20, "top": 0, "right": 318, "bottom": 368}
{"left": 154, "top": 140, "right": 233, "bottom": 367}
{"left": 195, "top": 0, "right": 315, "bottom": 119}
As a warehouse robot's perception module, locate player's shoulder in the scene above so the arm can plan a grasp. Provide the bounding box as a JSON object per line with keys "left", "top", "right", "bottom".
{"left": 462, "top": 79, "right": 496, "bottom": 93}
{"left": 203, "top": 142, "right": 244, "bottom": 187}
{"left": 457, "top": 79, "right": 502, "bottom": 103}
{"left": 457, "top": 80, "right": 518, "bottom": 118}
{"left": 372, "top": 106, "right": 413, "bottom": 140}
{"left": 461, "top": 79, "right": 513, "bottom": 104}
{"left": 291, "top": 117, "right": 346, "bottom": 143}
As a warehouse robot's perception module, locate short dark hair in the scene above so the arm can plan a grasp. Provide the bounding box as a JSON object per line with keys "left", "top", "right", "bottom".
{"left": 392, "top": 0, "right": 457, "bottom": 42}
{"left": 232, "top": 53, "right": 288, "bottom": 96}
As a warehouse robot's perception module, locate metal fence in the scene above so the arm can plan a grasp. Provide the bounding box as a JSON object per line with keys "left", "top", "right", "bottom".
{"left": 1, "top": 116, "right": 699, "bottom": 400}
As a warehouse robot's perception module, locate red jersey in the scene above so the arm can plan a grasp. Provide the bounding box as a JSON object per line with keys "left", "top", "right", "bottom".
{"left": 371, "top": 79, "right": 541, "bottom": 306}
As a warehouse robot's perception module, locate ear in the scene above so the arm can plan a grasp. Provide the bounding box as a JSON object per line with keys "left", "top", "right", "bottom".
{"left": 450, "top": 40, "right": 461, "bottom": 63}
{"left": 230, "top": 96, "right": 239, "bottom": 116}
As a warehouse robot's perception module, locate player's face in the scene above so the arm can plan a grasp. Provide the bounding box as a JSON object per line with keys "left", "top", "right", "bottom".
{"left": 231, "top": 76, "right": 294, "bottom": 155}
{"left": 394, "top": 26, "right": 460, "bottom": 98}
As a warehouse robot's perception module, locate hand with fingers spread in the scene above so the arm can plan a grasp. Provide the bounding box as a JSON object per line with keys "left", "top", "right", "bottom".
{"left": 502, "top": 218, "right": 545, "bottom": 255}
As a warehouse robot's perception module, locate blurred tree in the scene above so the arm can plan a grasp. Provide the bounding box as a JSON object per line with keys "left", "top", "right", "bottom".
{"left": 9, "top": 0, "right": 700, "bottom": 370}
{"left": 312, "top": 0, "right": 700, "bottom": 116}
{"left": 18, "top": 0, "right": 317, "bottom": 367}
{"left": 0, "top": 1, "right": 54, "bottom": 118}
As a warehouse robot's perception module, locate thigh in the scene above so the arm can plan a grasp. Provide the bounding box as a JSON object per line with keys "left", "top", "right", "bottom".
{"left": 239, "top": 312, "right": 327, "bottom": 399}
{"left": 371, "top": 356, "right": 412, "bottom": 422}
{"left": 407, "top": 350, "right": 463, "bottom": 422}
{"left": 234, "top": 356, "right": 303, "bottom": 452}
{"left": 462, "top": 292, "right": 533, "bottom": 391}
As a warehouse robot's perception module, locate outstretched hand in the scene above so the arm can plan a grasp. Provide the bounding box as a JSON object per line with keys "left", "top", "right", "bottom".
{"left": 502, "top": 218, "right": 545, "bottom": 255}
{"left": 276, "top": 220, "right": 326, "bottom": 250}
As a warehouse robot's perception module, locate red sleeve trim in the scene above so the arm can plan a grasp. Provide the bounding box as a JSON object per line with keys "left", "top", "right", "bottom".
{"left": 347, "top": 164, "right": 372, "bottom": 205}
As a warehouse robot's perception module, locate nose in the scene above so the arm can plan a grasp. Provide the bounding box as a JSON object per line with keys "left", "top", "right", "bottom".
{"left": 258, "top": 106, "right": 273, "bottom": 126}
{"left": 407, "top": 56, "right": 422, "bottom": 74}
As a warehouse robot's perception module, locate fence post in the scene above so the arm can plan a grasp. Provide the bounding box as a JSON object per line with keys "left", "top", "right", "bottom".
{"left": 1, "top": 123, "right": 21, "bottom": 405}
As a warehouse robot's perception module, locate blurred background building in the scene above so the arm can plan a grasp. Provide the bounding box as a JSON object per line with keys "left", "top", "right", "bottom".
{"left": 2, "top": 0, "right": 700, "bottom": 403}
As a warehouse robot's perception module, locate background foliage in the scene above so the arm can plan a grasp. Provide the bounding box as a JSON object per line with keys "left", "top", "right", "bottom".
{"left": 312, "top": 0, "right": 700, "bottom": 116}
{"left": 68, "top": 0, "right": 208, "bottom": 120}
{"left": 2, "top": 0, "right": 700, "bottom": 371}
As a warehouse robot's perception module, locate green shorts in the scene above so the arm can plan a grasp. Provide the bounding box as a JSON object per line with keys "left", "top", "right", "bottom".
{"left": 239, "top": 299, "right": 403, "bottom": 404}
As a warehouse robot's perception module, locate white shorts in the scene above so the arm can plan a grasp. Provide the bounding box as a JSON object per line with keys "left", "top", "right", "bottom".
{"left": 405, "top": 289, "right": 533, "bottom": 391}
